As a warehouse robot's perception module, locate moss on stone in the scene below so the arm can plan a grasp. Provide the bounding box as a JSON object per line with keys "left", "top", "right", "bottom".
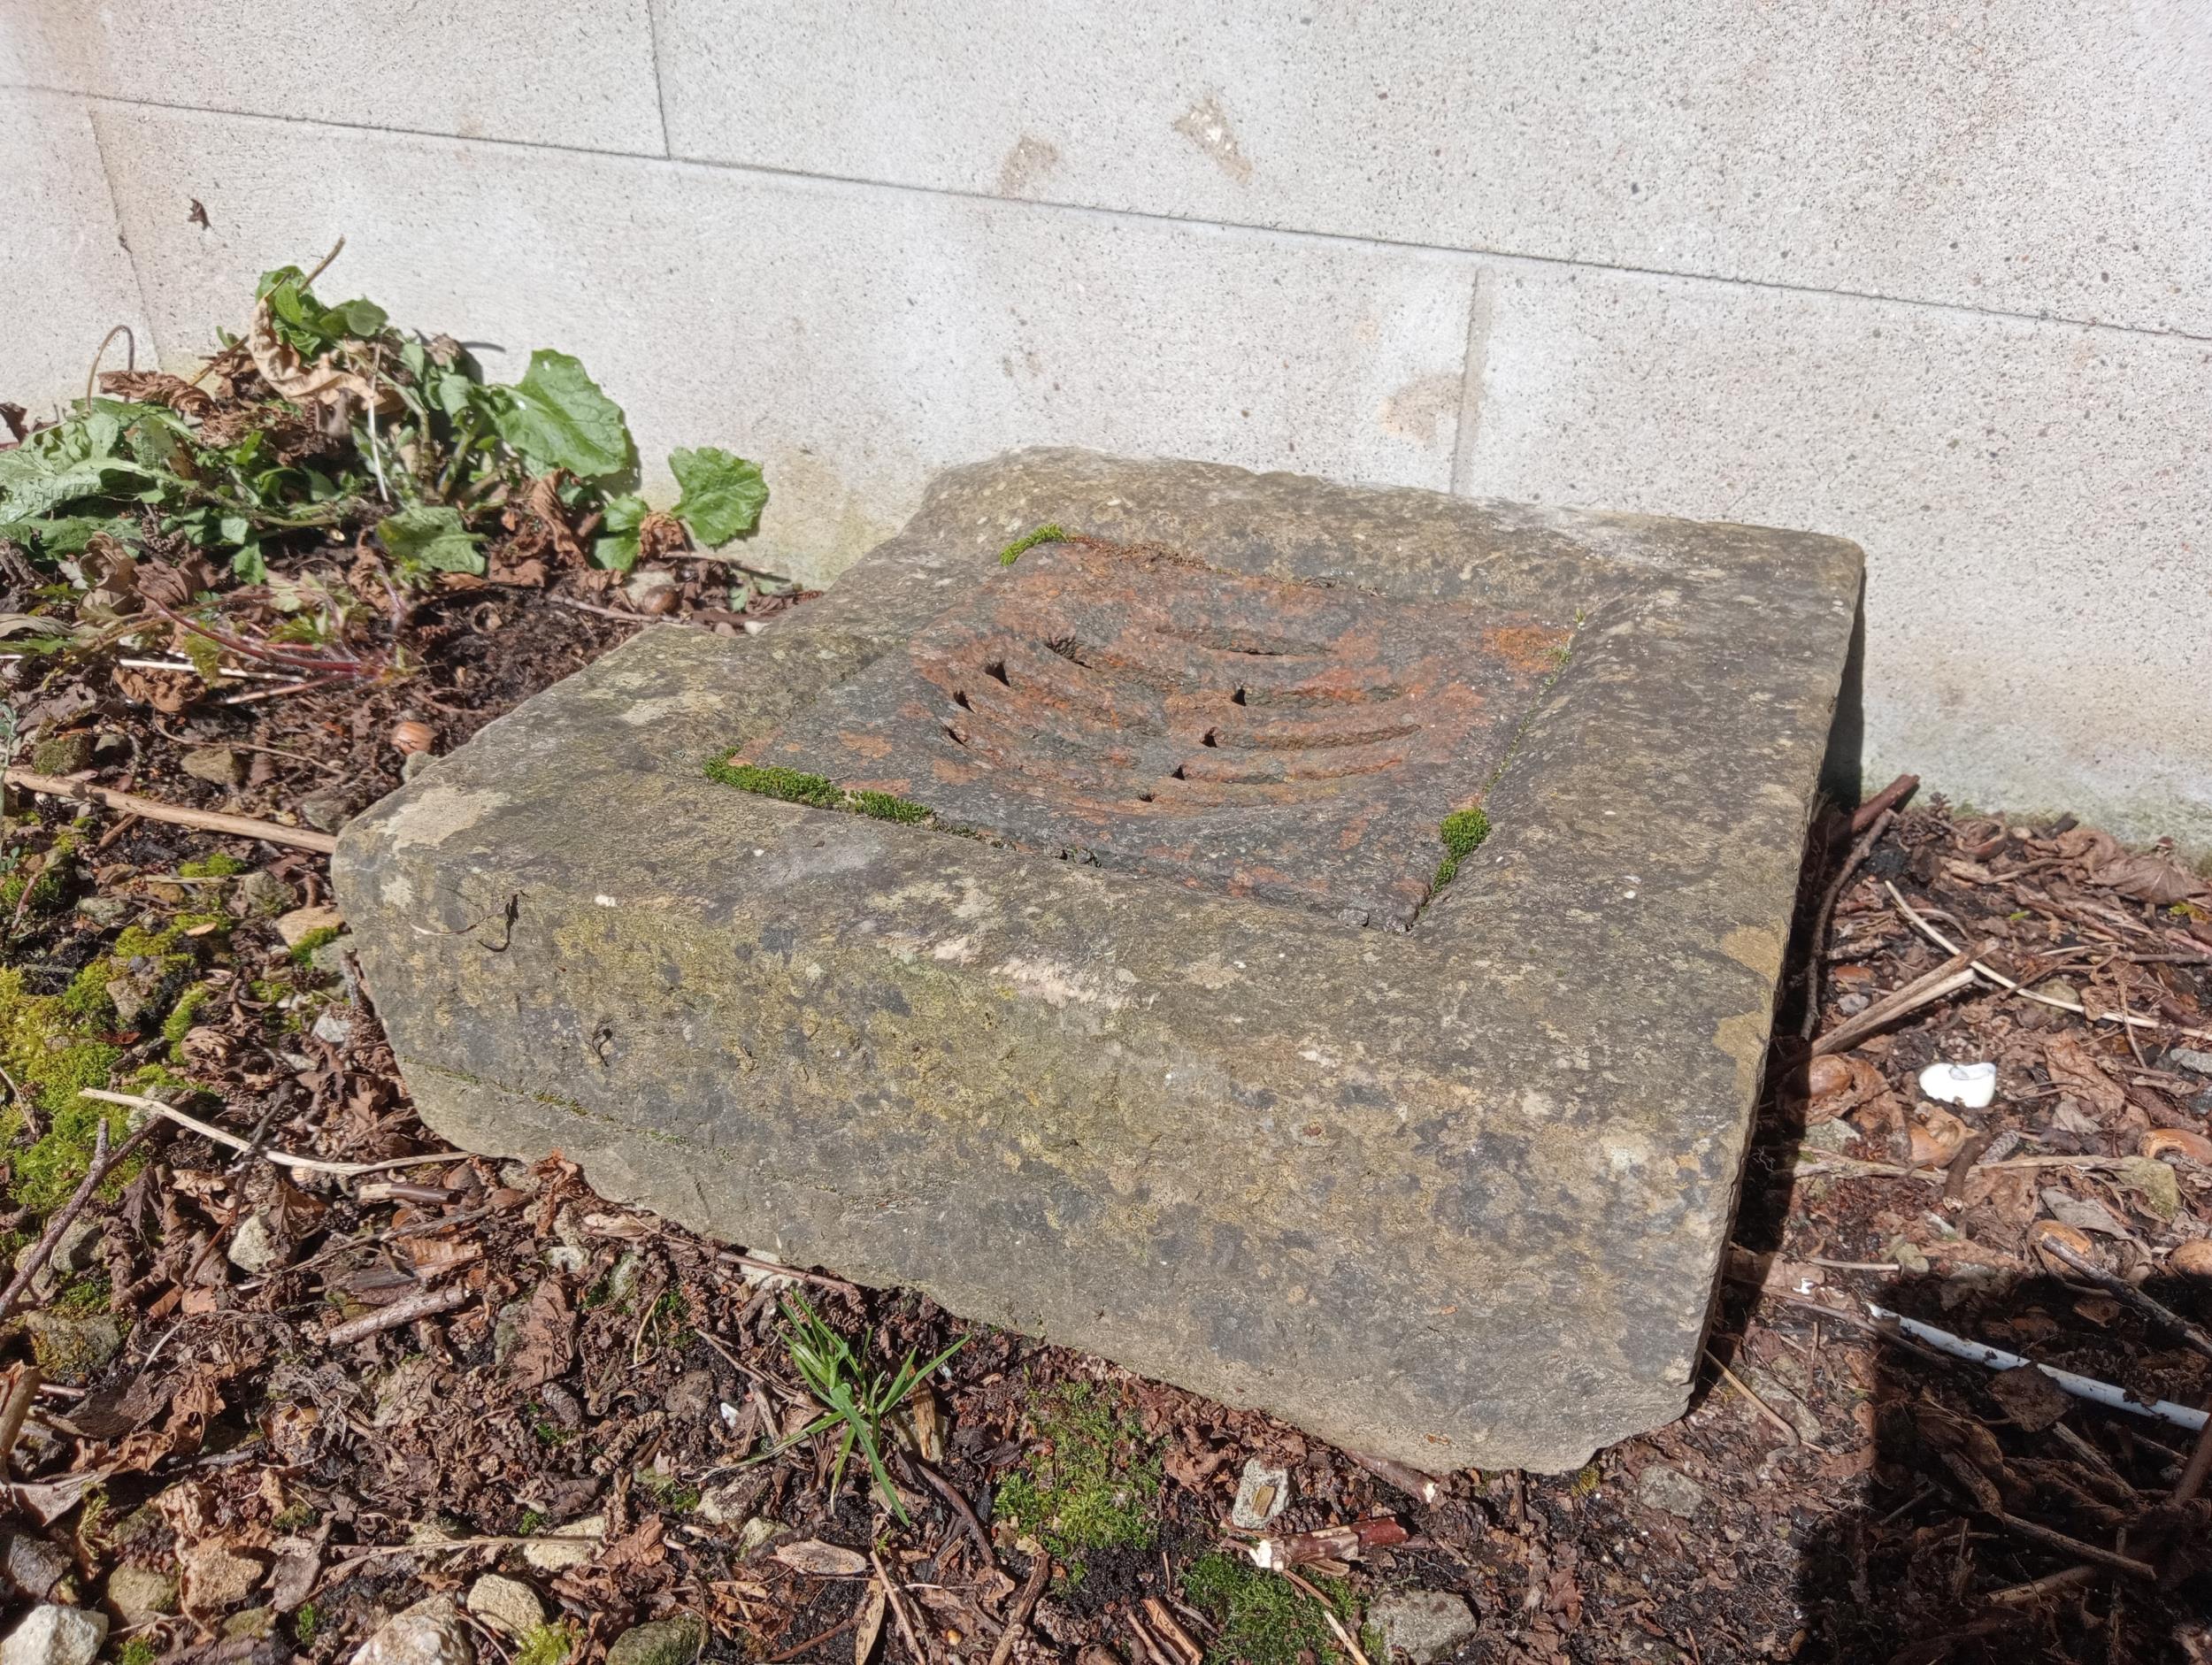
{"left": 0, "top": 963, "right": 142, "bottom": 1208}
{"left": 705, "top": 756, "right": 933, "bottom": 825}
{"left": 1432, "top": 805, "right": 1492, "bottom": 889}
{"left": 997, "top": 523, "right": 1070, "bottom": 565}
{"left": 1180, "top": 1553, "right": 1363, "bottom": 1665}
{"left": 996, "top": 1383, "right": 1160, "bottom": 1571}
{"left": 288, "top": 925, "right": 342, "bottom": 965}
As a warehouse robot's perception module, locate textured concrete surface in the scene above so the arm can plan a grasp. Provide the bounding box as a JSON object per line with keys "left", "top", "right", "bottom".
{"left": 334, "top": 450, "right": 1862, "bottom": 1471}
{"left": 4, "top": 0, "right": 664, "bottom": 154}
{"left": 1464, "top": 262, "right": 2212, "bottom": 848}
{"left": 4, "top": 3, "right": 2207, "bottom": 850}
{"left": 0, "top": 88, "right": 152, "bottom": 422}
{"left": 652, "top": 0, "right": 2212, "bottom": 336}
{"left": 86, "top": 104, "right": 1474, "bottom": 589}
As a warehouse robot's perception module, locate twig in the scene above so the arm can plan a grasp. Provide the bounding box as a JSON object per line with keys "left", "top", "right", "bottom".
{"left": 1345, "top": 1448, "right": 1444, "bottom": 1506}
{"left": 0, "top": 1364, "right": 41, "bottom": 1469}
{"left": 1886, "top": 882, "right": 2212, "bottom": 1042}
{"left": 1705, "top": 1347, "right": 1807, "bottom": 1446}
{"left": 321, "top": 1283, "right": 470, "bottom": 1345}
{"left": 2033, "top": 1236, "right": 2212, "bottom": 1363}
{"left": 869, "top": 1549, "right": 925, "bottom": 1661}
{"left": 0, "top": 1117, "right": 160, "bottom": 1327}
{"left": 303, "top": 235, "right": 348, "bottom": 288}
{"left": 1993, "top": 1513, "right": 2155, "bottom": 1581}
{"left": 1801, "top": 805, "right": 1895, "bottom": 1039}
{"left": 1985, "top": 1564, "right": 2101, "bottom": 1607}
{"left": 763, "top": 1615, "right": 860, "bottom": 1663}
{"left": 80, "top": 1089, "right": 458, "bottom": 1178}
{"left": 987, "top": 1554, "right": 1054, "bottom": 1665}
{"left": 1851, "top": 772, "right": 1920, "bottom": 834}
{"left": 907, "top": 1453, "right": 994, "bottom": 1566}
{"left": 716, "top": 1251, "right": 861, "bottom": 1295}
{"left": 1809, "top": 948, "right": 1979, "bottom": 1056}
{"left": 3, "top": 769, "right": 338, "bottom": 855}
{"left": 2174, "top": 1416, "right": 2212, "bottom": 1503}
{"left": 1277, "top": 1566, "right": 1371, "bottom": 1665}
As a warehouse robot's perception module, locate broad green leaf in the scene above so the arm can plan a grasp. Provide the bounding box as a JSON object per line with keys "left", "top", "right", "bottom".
{"left": 488, "top": 349, "right": 632, "bottom": 480}
{"left": 230, "top": 541, "right": 269, "bottom": 584}
{"left": 377, "top": 504, "right": 486, "bottom": 575}
{"left": 332, "top": 298, "right": 388, "bottom": 337}
{"left": 591, "top": 493, "right": 647, "bottom": 572}
{"left": 669, "top": 447, "right": 768, "bottom": 548}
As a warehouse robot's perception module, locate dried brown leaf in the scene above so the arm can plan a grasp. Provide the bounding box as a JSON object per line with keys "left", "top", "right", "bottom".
{"left": 772, "top": 1538, "right": 870, "bottom": 1577}
{"left": 511, "top": 1278, "right": 575, "bottom": 1388}
{"left": 2041, "top": 1034, "right": 2126, "bottom": 1119}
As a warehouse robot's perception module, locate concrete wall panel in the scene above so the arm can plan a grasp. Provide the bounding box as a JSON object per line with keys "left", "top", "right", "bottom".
{"left": 1463, "top": 263, "right": 2212, "bottom": 846}
{"left": 0, "top": 88, "right": 154, "bottom": 416}
{"left": 654, "top": 0, "right": 2212, "bottom": 337}
{"left": 8, "top": 0, "right": 665, "bottom": 155}
{"left": 92, "top": 103, "right": 1477, "bottom": 587}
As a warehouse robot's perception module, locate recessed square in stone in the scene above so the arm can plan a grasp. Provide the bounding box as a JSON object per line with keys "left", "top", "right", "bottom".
{"left": 738, "top": 537, "right": 1569, "bottom": 928}
{"left": 336, "top": 450, "right": 1862, "bottom": 1474}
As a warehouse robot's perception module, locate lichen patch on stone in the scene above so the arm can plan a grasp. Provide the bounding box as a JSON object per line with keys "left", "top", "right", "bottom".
{"left": 385, "top": 784, "right": 511, "bottom": 853}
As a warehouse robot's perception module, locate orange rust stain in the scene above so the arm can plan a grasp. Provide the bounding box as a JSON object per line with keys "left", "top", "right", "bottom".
{"left": 1481, "top": 623, "right": 1571, "bottom": 675}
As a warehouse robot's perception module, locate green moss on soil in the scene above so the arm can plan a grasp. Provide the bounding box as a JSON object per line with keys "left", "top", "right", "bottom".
{"left": 162, "top": 982, "right": 215, "bottom": 1055}
{"left": 1181, "top": 1553, "right": 1365, "bottom": 1665}
{"left": 704, "top": 756, "right": 933, "bottom": 826}
{"left": 1432, "top": 805, "right": 1492, "bottom": 890}
{"left": 998, "top": 523, "right": 1070, "bottom": 565}
{"left": 178, "top": 853, "right": 247, "bottom": 878}
{"left": 996, "top": 1383, "right": 1160, "bottom": 1572}
{"left": 288, "top": 925, "right": 342, "bottom": 965}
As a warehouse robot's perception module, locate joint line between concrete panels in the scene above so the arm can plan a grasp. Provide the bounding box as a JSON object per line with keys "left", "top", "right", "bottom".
{"left": 1449, "top": 269, "right": 1495, "bottom": 498}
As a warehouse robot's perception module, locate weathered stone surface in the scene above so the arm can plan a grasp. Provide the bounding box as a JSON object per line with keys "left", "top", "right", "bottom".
{"left": 335, "top": 449, "right": 1859, "bottom": 1472}
{"left": 1369, "top": 1589, "right": 1479, "bottom": 1664}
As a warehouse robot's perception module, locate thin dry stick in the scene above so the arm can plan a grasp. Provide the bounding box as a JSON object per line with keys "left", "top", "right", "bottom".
{"left": 81, "top": 1089, "right": 458, "bottom": 1178}
{"left": 1886, "top": 881, "right": 2212, "bottom": 1042}
{"left": 1993, "top": 1512, "right": 2155, "bottom": 1580}
{"left": 1704, "top": 1348, "right": 1807, "bottom": 1446}
{"left": 1810, "top": 948, "right": 1979, "bottom": 1056}
{"left": 3, "top": 770, "right": 338, "bottom": 856}
{"left": 987, "top": 1554, "right": 1054, "bottom": 1665}
{"left": 321, "top": 1283, "right": 470, "bottom": 1346}
{"left": 2174, "top": 1417, "right": 2212, "bottom": 1503}
{"left": 2034, "top": 1235, "right": 2212, "bottom": 1363}
{"left": 0, "top": 1117, "right": 161, "bottom": 1328}
{"left": 1985, "top": 1564, "right": 2101, "bottom": 1608}
{"left": 1277, "top": 1566, "right": 1372, "bottom": 1665}
{"left": 869, "top": 1549, "right": 926, "bottom": 1662}
{"left": 0, "top": 1364, "right": 41, "bottom": 1468}
{"left": 1801, "top": 805, "right": 1896, "bottom": 1040}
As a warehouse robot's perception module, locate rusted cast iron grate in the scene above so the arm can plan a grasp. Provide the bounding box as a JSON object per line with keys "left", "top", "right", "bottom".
{"left": 740, "top": 539, "right": 1570, "bottom": 927}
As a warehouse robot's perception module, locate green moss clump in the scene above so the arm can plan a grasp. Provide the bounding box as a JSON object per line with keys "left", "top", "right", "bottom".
{"left": 119, "top": 1637, "right": 158, "bottom": 1665}
{"left": 178, "top": 852, "right": 248, "bottom": 878}
{"left": 998, "top": 523, "right": 1070, "bottom": 566}
{"left": 288, "top": 925, "right": 342, "bottom": 965}
{"left": 515, "top": 1622, "right": 578, "bottom": 1665}
{"left": 705, "top": 756, "right": 933, "bottom": 825}
{"left": 997, "top": 1384, "right": 1160, "bottom": 1569}
{"left": 0, "top": 965, "right": 136, "bottom": 1208}
{"left": 1181, "top": 1553, "right": 1362, "bottom": 1665}
{"left": 0, "top": 829, "right": 79, "bottom": 917}
{"left": 1432, "top": 805, "right": 1492, "bottom": 889}
{"left": 162, "top": 981, "right": 215, "bottom": 1055}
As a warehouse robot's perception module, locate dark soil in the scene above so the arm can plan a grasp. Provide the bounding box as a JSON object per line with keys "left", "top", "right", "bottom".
{"left": 4, "top": 564, "right": 2211, "bottom": 1664}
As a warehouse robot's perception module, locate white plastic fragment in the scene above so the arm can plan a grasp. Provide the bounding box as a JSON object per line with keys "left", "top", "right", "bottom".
{"left": 1918, "top": 1061, "right": 1997, "bottom": 1109}
{"left": 1870, "top": 1304, "right": 2208, "bottom": 1432}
